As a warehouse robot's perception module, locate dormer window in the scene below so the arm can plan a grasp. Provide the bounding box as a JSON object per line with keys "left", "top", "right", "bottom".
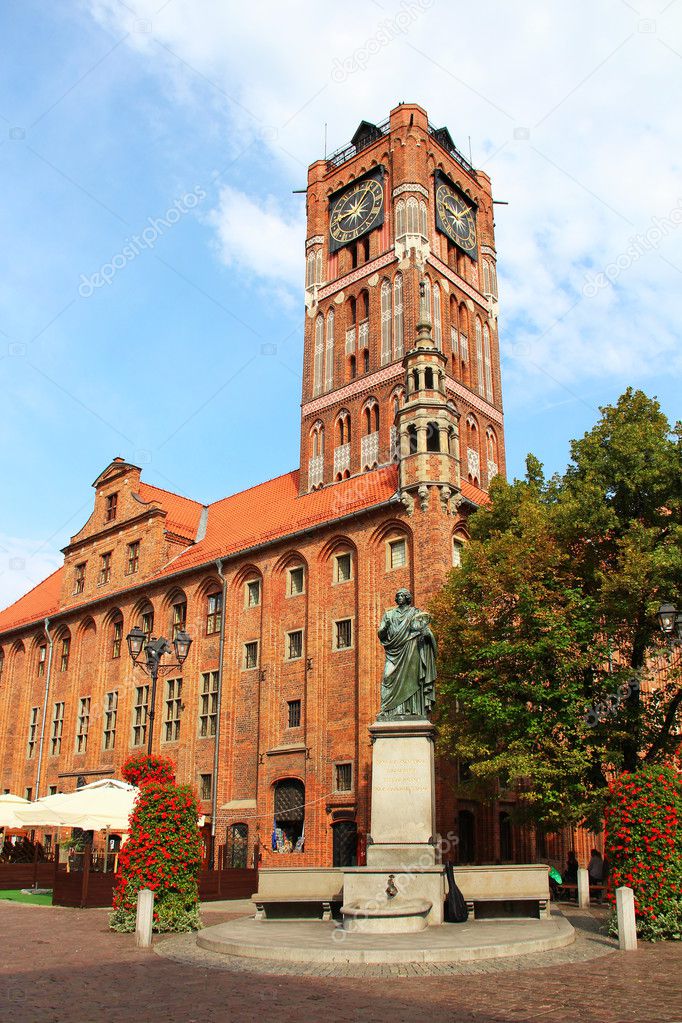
{"left": 105, "top": 493, "right": 118, "bottom": 522}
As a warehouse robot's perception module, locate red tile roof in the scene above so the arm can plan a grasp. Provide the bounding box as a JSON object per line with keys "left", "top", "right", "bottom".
{"left": 135, "top": 482, "right": 204, "bottom": 541}
{"left": 0, "top": 467, "right": 399, "bottom": 636}
{"left": 0, "top": 568, "right": 64, "bottom": 636}
{"left": 0, "top": 468, "right": 492, "bottom": 637}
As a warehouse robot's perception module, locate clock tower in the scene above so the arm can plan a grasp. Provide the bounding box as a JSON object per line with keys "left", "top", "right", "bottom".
{"left": 299, "top": 101, "right": 505, "bottom": 507}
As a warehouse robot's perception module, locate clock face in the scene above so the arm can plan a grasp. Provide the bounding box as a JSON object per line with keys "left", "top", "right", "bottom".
{"left": 329, "top": 178, "right": 384, "bottom": 249}
{"left": 435, "top": 182, "right": 477, "bottom": 255}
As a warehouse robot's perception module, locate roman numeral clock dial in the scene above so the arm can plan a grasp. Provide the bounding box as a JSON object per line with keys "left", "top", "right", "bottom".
{"left": 329, "top": 177, "right": 384, "bottom": 251}
{"left": 435, "top": 178, "right": 477, "bottom": 258}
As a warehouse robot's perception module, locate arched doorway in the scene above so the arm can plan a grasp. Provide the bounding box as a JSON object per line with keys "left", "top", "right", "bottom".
{"left": 332, "top": 820, "right": 357, "bottom": 867}
{"left": 273, "top": 779, "right": 305, "bottom": 853}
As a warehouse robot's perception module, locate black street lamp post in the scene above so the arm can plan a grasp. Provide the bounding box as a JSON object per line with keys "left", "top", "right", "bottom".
{"left": 656, "top": 602, "right": 682, "bottom": 647}
{"left": 126, "top": 626, "right": 193, "bottom": 754}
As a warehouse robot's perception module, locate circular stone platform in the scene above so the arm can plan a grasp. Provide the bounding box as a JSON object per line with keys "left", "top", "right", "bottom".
{"left": 196, "top": 914, "right": 575, "bottom": 966}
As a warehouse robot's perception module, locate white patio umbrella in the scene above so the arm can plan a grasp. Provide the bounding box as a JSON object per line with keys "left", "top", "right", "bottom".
{"left": 15, "top": 780, "right": 139, "bottom": 871}
{"left": 0, "top": 793, "right": 31, "bottom": 830}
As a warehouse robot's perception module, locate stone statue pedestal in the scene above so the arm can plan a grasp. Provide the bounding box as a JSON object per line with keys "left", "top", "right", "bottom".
{"left": 342, "top": 718, "right": 444, "bottom": 927}
{"left": 366, "top": 718, "right": 437, "bottom": 867}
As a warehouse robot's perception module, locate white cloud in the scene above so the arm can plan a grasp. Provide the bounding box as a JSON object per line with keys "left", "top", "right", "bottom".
{"left": 0, "top": 535, "right": 62, "bottom": 614}
{"left": 207, "top": 186, "right": 305, "bottom": 292}
{"left": 83, "top": 0, "right": 682, "bottom": 407}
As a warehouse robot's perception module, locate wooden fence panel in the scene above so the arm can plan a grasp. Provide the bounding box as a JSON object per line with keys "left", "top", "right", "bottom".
{"left": 198, "top": 868, "right": 258, "bottom": 902}
{"left": 0, "top": 863, "right": 54, "bottom": 889}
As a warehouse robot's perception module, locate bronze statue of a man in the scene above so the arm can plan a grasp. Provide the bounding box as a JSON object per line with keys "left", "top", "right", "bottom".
{"left": 377, "top": 589, "right": 437, "bottom": 720}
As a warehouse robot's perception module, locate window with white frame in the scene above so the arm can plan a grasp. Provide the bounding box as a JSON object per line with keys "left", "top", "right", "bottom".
{"left": 75, "top": 697, "right": 90, "bottom": 754}
{"left": 246, "top": 579, "right": 261, "bottom": 608}
{"left": 206, "top": 592, "right": 222, "bottom": 635}
{"left": 50, "top": 702, "right": 64, "bottom": 756}
{"left": 243, "top": 641, "right": 259, "bottom": 670}
{"left": 452, "top": 538, "right": 464, "bottom": 568}
{"left": 334, "top": 618, "right": 353, "bottom": 651}
{"left": 335, "top": 552, "right": 352, "bottom": 583}
{"left": 388, "top": 537, "right": 407, "bottom": 569}
{"left": 27, "top": 707, "right": 40, "bottom": 759}
{"left": 163, "top": 678, "right": 182, "bottom": 742}
{"left": 286, "top": 630, "right": 304, "bottom": 661}
{"left": 199, "top": 671, "right": 219, "bottom": 737}
{"left": 103, "top": 691, "right": 118, "bottom": 750}
{"left": 287, "top": 566, "right": 305, "bottom": 597}
{"left": 132, "top": 685, "right": 149, "bottom": 747}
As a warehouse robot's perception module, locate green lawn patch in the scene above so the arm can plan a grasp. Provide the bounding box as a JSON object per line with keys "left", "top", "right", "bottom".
{"left": 0, "top": 889, "right": 53, "bottom": 906}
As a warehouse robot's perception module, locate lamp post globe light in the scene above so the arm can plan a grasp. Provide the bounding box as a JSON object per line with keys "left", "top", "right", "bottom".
{"left": 657, "top": 602, "right": 682, "bottom": 646}
{"left": 126, "top": 626, "right": 193, "bottom": 754}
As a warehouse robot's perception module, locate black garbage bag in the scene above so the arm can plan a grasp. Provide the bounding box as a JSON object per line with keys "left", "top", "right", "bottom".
{"left": 444, "top": 861, "right": 469, "bottom": 922}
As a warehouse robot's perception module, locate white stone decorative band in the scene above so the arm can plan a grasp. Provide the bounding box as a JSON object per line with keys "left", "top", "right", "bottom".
{"left": 306, "top": 235, "right": 324, "bottom": 249}
{"left": 302, "top": 364, "right": 403, "bottom": 417}
{"left": 392, "top": 182, "right": 429, "bottom": 198}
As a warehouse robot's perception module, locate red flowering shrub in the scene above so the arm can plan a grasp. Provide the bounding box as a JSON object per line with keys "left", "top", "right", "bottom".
{"left": 121, "top": 752, "right": 176, "bottom": 788}
{"left": 110, "top": 755, "right": 202, "bottom": 933}
{"left": 605, "top": 763, "right": 682, "bottom": 941}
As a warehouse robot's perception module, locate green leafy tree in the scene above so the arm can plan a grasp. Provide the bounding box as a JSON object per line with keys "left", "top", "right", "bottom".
{"left": 433, "top": 390, "right": 682, "bottom": 829}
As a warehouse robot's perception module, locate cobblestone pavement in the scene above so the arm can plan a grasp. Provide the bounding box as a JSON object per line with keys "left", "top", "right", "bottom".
{"left": 2, "top": 901, "right": 681, "bottom": 1023}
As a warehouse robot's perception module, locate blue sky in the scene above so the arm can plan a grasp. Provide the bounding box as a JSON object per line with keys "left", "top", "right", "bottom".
{"left": 1, "top": 0, "right": 681, "bottom": 608}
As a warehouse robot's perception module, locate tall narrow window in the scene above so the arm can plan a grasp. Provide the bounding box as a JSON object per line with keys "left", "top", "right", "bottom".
{"left": 406, "top": 197, "right": 418, "bottom": 234}
{"left": 60, "top": 636, "right": 70, "bottom": 672}
{"left": 286, "top": 630, "right": 303, "bottom": 660}
{"left": 423, "top": 277, "right": 432, "bottom": 324}
{"left": 246, "top": 579, "right": 261, "bottom": 608}
{"left": 127, "top": 541, "right": 140, "bottom": 574}
{"left": 243, "top": 641, "right": 259, "bottom": 670}
{"left": 37, "top": 644, "right": 46, "bottom": 677}
{"left": 287, "top": 699, "right": 301, "bottom": 728}
{"left": 74, "top": 562, "right": 86, "bottom": 595}
{"left": 380, "top": 278, "right": 392, "bottom": 364}
{"left": 388, "top": 537, "right": 407, "bottom": 569}
{"left": 141, "top": 608, "right": 154, "bottom": 642}
{"left": 433, "top": 284, "right": 442, "bottom": 350}
{"left": 200, "top": 773, "right": 212, "bottom": 800}
{"left": 334, "top": 619, "right": 353, "bottom": 650}
{"left": 313, "top": 313, "right": 324, "bottom": 396}
{"left": 206, "top": 592, "right": 222, "bottom": 635}
{"left": 199, "top": 671, "right": 219, "bottom": 737}
{"left": 395, "top": 199, "right": 406, "bottom": 237}
{"left": 419, "top": 199, "right": 428, "bottom": 239}
{"left": 132, "top": 685, "right": 149, "bottom": 747}
{"left": 305, "top": 251, "right": 314, "bottom": 288}
{"left": 99, "top": 552, "right": 112, "bottom": 585}
{"left": 104, "top": 492, "right": 118, "bottom": 522}
{"left": 163, "top": 678, "right": 182, "bottom": 742}
{"left": 103, "top": 691, "right": 118, "bottom": 750}
{"left": 475, "top": 318, "right": 484, "bottom": 397}
{"left": 324, "top": 308, "right": 335, "bottom": 391}
{"left": 75, "top": 697, "right": 90, "bottom": 754}
{"left": 112, "top": 617, "right": 123, "bottom": 659}
{"left": 27, "top": 707, "right": 40, "bottom": 759}
{"left": 483, "top": 323, "right": 494, "bottom": 402}
{"left": 393, "top": 272, "right": 404, "bottom": 359}
{"left": 50, "top": 702, "right": 64, "bottom": 756}
{"left": 171, "top": 599, "right": 187, "bottom": 640}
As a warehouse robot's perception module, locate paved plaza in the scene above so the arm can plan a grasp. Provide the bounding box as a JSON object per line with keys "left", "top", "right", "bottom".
{"left": 2, "top": 901, "right": 681, "bottom": 1022}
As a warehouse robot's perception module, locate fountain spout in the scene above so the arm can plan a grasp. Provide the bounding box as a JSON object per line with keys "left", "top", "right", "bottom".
{"left": 386, "top": 874, "right": 398, "bottom": 899}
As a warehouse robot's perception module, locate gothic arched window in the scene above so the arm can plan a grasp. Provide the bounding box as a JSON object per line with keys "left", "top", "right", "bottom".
{"left": 433, "top": 283, "right": 442, "bottom": 350}
{"left": 313, "top": 313, "right": 324, "bottom": 396}
{"left": 393, "top": 273, "right": 404, "bottom": 359}
{"left": 325, "top": 308, "right": 335, "bottom": 391}
{"left": 466, "top": 414, "right": 480, "bottom": 486}
{"left": 380, "top": 278, "right": 392, "bottom": 365}
{"left": 475, "top": 317, "right": 484, "bottom": 397}
{"left": 395, "top": 199, "right": 406, "bottom": 238}
{"left": 406, "top": 196, "right": 419, "bottom": 234}
{"left": 419, "top": 199, "right": 428, "bottom": 239}
{"left": 483, "top": 322, "right": 493, "bottom": 402}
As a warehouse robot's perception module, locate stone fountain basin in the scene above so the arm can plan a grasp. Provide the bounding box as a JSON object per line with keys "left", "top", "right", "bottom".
{"left": 341, "top": 897, "right": 432, "bottom": 933}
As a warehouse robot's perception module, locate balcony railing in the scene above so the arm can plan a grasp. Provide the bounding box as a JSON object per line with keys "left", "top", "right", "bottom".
{"left": 326, "top": 119, "right": 390, "bottom": 170}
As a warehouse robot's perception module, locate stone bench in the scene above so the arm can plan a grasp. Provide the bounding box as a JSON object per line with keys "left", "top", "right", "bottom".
{"left": 251, "top": 867, "right": 343, "bottom": 922}
{"left": 453, "top": 864, "right": 551, "bottom": 920}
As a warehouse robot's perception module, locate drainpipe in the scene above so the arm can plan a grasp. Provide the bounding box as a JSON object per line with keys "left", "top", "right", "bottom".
{"left": 34, "top": 617, "right": 54, "bottom": 800}
{"left": 209, "top": 559, "right": 228, "bottom": 869}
